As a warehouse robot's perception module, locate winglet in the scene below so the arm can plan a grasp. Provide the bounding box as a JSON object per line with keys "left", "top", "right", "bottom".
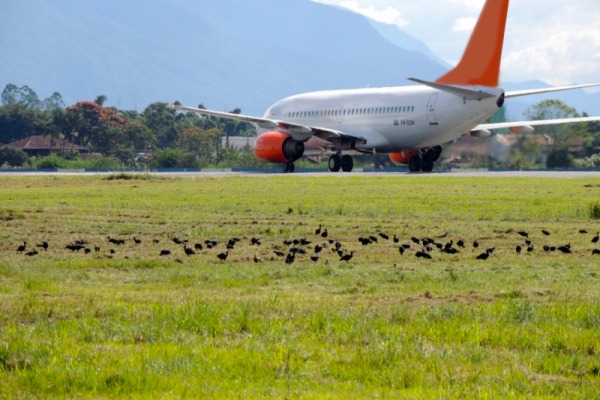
{"left": 435, "top": 0, "right": 509, "bottom": 87}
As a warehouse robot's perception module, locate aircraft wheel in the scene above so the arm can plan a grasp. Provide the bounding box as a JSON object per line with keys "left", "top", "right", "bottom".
{"left": 283, "top": 163, "right": 295, "bottom": 173}
{"left": 341, "top": 155, "right": 354, "bottom": 172}
{"left": 421, "top": 158, "right": 434, "bottom": 172}
{"left": 408, "top": 156, "right": 421, "bottom": 172}
{"left": 329, "top": 155, "right": 341, "bottom": 172}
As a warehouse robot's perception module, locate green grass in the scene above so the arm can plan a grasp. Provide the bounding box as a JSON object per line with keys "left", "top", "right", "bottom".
{"left": 0, "top": 175, "right": 599, "bottom": 398}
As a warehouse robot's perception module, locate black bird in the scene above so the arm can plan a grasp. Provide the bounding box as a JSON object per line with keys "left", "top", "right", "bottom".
{"left": 16, "top": 242, "right": 27, "bottom": 253}
{"left": 457, "top": 239, "right": 465, "bottom": 248}
{"left": 285, "top": 252, "right": 295, "bottom": 264}
{"left": 153, "top": 239, "right": 160, "bottom": 244}
{"left": 321, "top": 229, "right": 328, "bottom": 238}
{"left": 251, "top": 236, "right": 261, "bottom": 246}
{"left": 358, "top": 237, "right": 372, "bottom": 245}
{"left": 515, "top": 245, "right": 522, "bottom": 253}
{"left": 300, "top": 238, "right": 312, "bottom": 246}
{"left": 314, "top": 244, "right": 324, "bottom": 254}
{"left": 473, "top": 240, "right": 479, "bottom": 249}
{"left": 160, "top": 250, "right": 171, "bottom": 256}
{"left": 273, "top": 250, "right": 285, "bottom": 257}
{"left": 476, "top": 252, "right": 489, "bottom": 260}
{"left": 108, "top": 236, "right": 125, "bottom": 245}
{"left": 310, "top": 255, "right": 319, "bottom": 262}
{"left": 339, "top": 251, "right": 354, "bottom": 262}
{"left": 415, "top": 251, "right": 432, "bottom": 259}
{"left": 411, "top": 237, "right": 420, "bottom": 245}
{"left": 527, "top": 245, "right": 534, "bottom": 253}
{"left": 173, "top": 237, "right": 187, "bottom": 245}
{"left": 592, "top": 249, "right": 600, "bottom": 255}
{"left": 84, "top": 248, "right": 91, "bottom": 254}
{"left": 592, "top": 232, "right": 599, "bottom": 244}
{"left": 486, "top": 247, "right": 495, "bottom": 255}
{"left": 94, "top": 246, "right": 100, "bottom": 253}
{"left": 36, "top": 241, "right": 49, "bottom": 251}
{"left": 557, "top": 245, "right": 572, "bottom": 254}
{"left": 542, "top": 230, "right": 551, "bottom": 236}
{"left": 194, "top": 243, "right": 203, "bottom": 251}
{"left": 184, "top": 246, "right": 196, "bottom": 256}
{"left": 517, "top": 231, "right": 529, "bottom": 238}
{"left": 393, "top": 234, "right": 399, "bottom": 243}
{"left": 399, "top": 246, "right": 405, "bottom": 255}
{"left": 315, "top": 224, "right": 322, "bottom": 235}
{"left": 66, "top": 243, "right": 85, "bottom": 252}
{"left": 402, "top": 243, "right": 411, "bottom": 250}
{"left": 110, "top": 249, "right": 116, "bottom": 254}
{"left": 133, "top": 237, "right": 142, "bottom": 245}
{"left": 253, "top": 254, "right": 261, "bottom": 263}
{"left": 25, "top": 249, "right": 38, "bottom": 257}
{"left": 579, "top": 229, "right": 588, "bottom": 234}
{"left": 217, "top": 251, "right": 229, "bottom": 261}
{"left": 379, "top": 232, "right": 389, "bottom": 240}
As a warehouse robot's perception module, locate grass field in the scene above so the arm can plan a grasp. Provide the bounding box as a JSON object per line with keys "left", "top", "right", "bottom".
{"left": 1, "top": 174, "right": 599, "bottom": 398}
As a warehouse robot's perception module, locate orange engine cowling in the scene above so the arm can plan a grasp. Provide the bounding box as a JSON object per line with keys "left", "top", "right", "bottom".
{"left": 254, "top": 131, "right": 305, "bottom": 163}
{"left": 389, "top": 150, "right": 419, "bottom": 166}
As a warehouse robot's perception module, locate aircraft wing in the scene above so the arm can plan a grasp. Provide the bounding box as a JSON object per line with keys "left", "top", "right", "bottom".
{"left": 168, "top": 104, "right": 365, "bottom": 147}
{"left": 475, "top": 115, "right": 600, "bottom": 133}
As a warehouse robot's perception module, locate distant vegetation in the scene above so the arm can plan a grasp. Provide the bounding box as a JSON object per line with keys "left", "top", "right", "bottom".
{"left": 1, "top": 83, "right": 599, "bottom": 170}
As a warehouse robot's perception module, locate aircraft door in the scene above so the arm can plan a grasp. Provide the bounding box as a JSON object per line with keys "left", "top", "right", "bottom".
{"left": 427, "top": 93, "right": 439, "bottom": 126}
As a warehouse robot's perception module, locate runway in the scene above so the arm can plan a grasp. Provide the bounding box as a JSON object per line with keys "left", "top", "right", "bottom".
{"left": 2, "top": 169, "right": 600, "bottom": 178}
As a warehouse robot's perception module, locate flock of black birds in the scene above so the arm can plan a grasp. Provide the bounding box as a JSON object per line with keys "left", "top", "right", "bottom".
{"left": 10, "top": 224, "right": 600, "bottom": 263}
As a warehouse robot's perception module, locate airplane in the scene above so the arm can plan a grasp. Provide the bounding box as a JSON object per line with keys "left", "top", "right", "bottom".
{"left": 169, "top": 0, "right": 600, "bottom": 173}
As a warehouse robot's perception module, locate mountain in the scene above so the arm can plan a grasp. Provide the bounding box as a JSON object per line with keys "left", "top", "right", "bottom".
{"left": 1, "top": 0, "right": 598, "bottom": 117}
{"left": 0, "top": 0, "right": 445, "bottom": 115}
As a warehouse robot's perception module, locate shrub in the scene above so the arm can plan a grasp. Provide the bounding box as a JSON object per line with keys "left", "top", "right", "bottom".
{"left": 589, "top": 201, "right": 600, "bottom": 220}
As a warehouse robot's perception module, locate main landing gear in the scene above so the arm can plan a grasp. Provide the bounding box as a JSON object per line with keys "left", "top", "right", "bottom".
{"left": 328, "top": 154, "right": 354, "bottom": 172}
{"left": 408, "top": 146, "right": 442, "bottom": 173}
{"left": 283, "top": 162, "right": 295, "bottom": 173}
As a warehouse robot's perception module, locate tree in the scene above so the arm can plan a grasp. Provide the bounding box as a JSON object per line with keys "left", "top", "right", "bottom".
{"left": 142, "top": 103, "right": 178, "bottom": 148}
{"left": 94, "top": 95, "right": 107, "bottom": 106}
{"left": 1, "top": 84, "right": 42, "bottom": 109}
{"left": 525, "top": 99, "right": 587, "bottom": 168}
{"left": 42, "top": 92, "right": 65, "bottom": 111}
{"left": 0, "top": 104, "right": 52, "bottom": 143}
{"left": 62, "top": 101, "right": 127, "bottom": 153}
{"left": 177, "top": 126, "right": 220, "bottom": 162}
{"left": 0, "top": 147, "right": 28, "bottom": 167}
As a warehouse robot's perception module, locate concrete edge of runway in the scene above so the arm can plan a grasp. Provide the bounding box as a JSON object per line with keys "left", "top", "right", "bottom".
{"left": 2, "top": 169, "right": 600, "bottom": 178}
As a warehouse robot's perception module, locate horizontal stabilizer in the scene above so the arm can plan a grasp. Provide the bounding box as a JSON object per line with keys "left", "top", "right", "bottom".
{"left": 506, "top": 83, "right": 600, "bottom": 98}
{"left": 408, "top": 78, "right": 497, "bottom": 100}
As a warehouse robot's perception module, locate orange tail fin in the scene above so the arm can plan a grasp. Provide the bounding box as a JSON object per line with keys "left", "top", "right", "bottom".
{"left": 435, "top": 0, "right": 509, "bottom": 87}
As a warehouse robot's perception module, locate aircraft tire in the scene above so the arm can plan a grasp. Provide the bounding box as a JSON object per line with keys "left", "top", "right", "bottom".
{"left": 283, "top": 163, "right": 295, "bottom": 173}
{"left": 341, "top": 155, "right": 354, "bottom": 172}
{"left": 329, "top": 155, "right": 342, "bottom": 172}
{"left": 408, "top": 156, "right": 421, "bottom": 172}
{"left": 421, "top": 158, "right": 434, "bottom": 172}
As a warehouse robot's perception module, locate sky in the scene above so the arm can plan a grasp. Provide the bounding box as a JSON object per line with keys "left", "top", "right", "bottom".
{"left": 311, "top": 0, "right": 600, "bottom": 88}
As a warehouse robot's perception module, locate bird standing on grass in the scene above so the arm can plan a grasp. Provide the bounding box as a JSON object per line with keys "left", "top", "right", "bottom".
{"left": 16, "top": 242, "right": 27, "bottom": 253}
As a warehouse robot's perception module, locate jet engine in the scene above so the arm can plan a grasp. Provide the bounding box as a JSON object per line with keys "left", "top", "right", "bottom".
{"left": 389, "top": 150, "right": 419, "bottom": 166}
{"left": 253, "top": 131, "right": 305, "bottom": 163}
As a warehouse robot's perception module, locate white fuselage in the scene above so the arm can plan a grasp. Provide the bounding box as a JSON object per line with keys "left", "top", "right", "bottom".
{"left": 263, "top": 85, "right": 503, "bottom": 152}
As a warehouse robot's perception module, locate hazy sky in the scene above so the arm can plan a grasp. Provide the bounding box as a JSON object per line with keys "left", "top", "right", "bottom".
{"left": 312, "top": 0, "right": 600, "bottom": 87}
